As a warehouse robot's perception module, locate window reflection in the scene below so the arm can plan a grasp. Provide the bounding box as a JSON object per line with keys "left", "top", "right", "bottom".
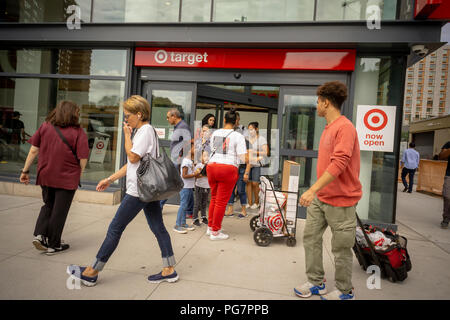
{"left": 150, "top": 90, "right": 192, "bottom": 140}
{"left": 316, "top": 0, "right": 397, "bottom": 21}
{"left": 0, "top": 0, "right": 92, "bottom": 23}
{"left": 282, "top": 94, "right": 325, "bottom": 151}
{"left": 93, "top": 0, "right": 180, "bottom": 22}
{"left": 0, "top": 77, "right": 125, "bottom": 184}
{"left": 181, "top": 0, "right": 211, "bottom": 22}
{"left": 214, "top": 0, "right": 315, "bottom": 22}
{"left": 0, "top": 49, "right": 127, "bottom": 77}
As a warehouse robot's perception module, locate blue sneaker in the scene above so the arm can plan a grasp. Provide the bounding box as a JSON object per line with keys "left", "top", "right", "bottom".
{"left": 148, "top": 271, "right": 179, "bottom": 284}
{"left": 320, "top": 289, "right": 355, "bottom": 300}
{"left": 182, "top": 224, "right": 195, "bottom": 231}
{"left": 66, "top": 265, "right": 97, "bottom": 287}
{"left": 294, "top": 281, "right": 327, "bottom": 298}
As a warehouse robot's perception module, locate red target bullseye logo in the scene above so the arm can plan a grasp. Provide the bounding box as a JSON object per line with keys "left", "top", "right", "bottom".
{"left": 96, "top": 141, "right": 105, "bottom": 150}
{"left": 364, "top": 108, "right": 388, "bottom": 131}
{"left": 268, "top": 213, "right": 283, "bottom": 232}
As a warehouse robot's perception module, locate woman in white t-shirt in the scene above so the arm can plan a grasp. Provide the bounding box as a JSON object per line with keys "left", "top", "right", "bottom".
{"left": 246, "top": 121, "right": 269, "bottom": 210}
{"left": 67, "top": 95, "right": 178, "bottom": 286}
{"left": 206, "top": 108, "right": 247, "bottom": 241}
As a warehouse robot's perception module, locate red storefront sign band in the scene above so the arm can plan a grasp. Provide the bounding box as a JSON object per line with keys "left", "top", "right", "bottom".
{"left": 135, "top": 48, "right": 356, "bottom": 71}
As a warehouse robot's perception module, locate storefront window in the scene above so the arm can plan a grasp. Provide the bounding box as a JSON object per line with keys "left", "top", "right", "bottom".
{"left": 0, "top": 0, "right": 92, "bottom": 23}
{"left": 0, "top": 49, "right": 127, "bottom": 77}
{"left": 0, "top": 48, "right": 127, "bottom": 186}
{"left": 316, "top": 0, "right": 397, "bottom": 21}
{"left": 0, "top": 77, "right": 125, "bottom": 184}
{"left": 181, "top": 0, "right": 211, "bottom": 22}
{"left": 213, "top": 0, "right": 315, "bottom": 22}
{"left": 352, "top": 56, "right": 403, "bottom": 224}
{"left": 92, "top": 0, "right": 180, "bottom": 22}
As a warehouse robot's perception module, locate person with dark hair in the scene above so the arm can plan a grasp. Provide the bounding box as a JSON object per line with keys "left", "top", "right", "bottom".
{"left": 201, "top": 113, "right": 216, "bottom": 129}
{"left": 19, "top": 101, "right": 89, "bottom": 255}
{"left": 294, "top": 81, "right": 361, "bottom": 300}
{"left": 246, "top": 121, "right": 269, "bottom": 210}
{"left": 439, "top": 141, "right": 450, "bottom": 229}
{"left": 206, "top": 108, "right": 247, "bottom": 240}
{"left": 400, "top": 142, "right": 420, "bottom": 193}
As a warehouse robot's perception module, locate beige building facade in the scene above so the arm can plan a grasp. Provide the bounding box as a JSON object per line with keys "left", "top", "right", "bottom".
{"left": 403, "top": 45, "right": 450, "bottom": 126}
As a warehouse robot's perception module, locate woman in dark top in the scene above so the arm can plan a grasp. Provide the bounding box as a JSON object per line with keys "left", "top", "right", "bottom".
{"left": 20, "top": 101, "right": 89, "bottom": 255}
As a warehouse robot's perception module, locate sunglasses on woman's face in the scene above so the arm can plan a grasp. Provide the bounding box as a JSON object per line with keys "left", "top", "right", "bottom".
{"left": 124, "top": 113, "right": 131, "bottom": 120}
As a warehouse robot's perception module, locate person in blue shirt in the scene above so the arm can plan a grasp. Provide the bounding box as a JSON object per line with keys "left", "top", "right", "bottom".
{"left": 401, "top": 142, "right": 420, "bottom": 193}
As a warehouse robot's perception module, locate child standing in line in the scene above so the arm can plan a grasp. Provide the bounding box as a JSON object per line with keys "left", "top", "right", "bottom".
{"left": 174, "top": 141, "right": 199, "bottom": 234}
{"left": 193, "top": 150, "right": 210, "bottom": 227}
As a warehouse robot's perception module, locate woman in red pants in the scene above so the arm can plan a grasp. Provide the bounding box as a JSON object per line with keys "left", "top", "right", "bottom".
{"left": 206, "top": 108, "right": 247, "bottom": 240}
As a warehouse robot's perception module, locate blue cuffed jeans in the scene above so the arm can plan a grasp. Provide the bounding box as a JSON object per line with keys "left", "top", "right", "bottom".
{"left": 92, "top": 194, "right": 176, "bottom": 271}
{"left": 176, "top": 188, "right": 194, "bottom": 227}
{"left": 228, "top": 166, "right": 247, "bottom": 205}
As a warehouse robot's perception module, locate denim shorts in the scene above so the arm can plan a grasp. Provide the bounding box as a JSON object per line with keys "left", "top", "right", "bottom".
{"left": 249, "top": 166, "right": 261, "bottom": 182}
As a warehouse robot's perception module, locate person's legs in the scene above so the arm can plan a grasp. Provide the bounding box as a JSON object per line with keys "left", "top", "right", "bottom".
{"left": 303, "top": 197, "right": 328, "bottom": 286}
{"left": 236, "top": 167, "right": 247, "bottom": 206}
{"left": 34, "top": 186, "right": 55, "bottom": 239}
{"left": 225, "top": 184, "right": 237, "bottom": 216}
{"left": 193, "top": 187, "right": 201, "bottom": 221}
{"left": 401, "top": 167, "right": 408, "bottom": 190}
{"left": 246, "top": 182, "right": 253, "bottom": 206}
{"left": 207, "top": 168, "right": 218, "bottom": 228}
{"left": 442, "top": 176, "right": 450, "bottom": 226}
{"left": 176, "top": 188, "right": 189, "bottom": 228}
{"left": 46, "top": 188, "right": 76, "bottom": 248}
{"left": 324, "top": 203, "right": 357, "bottom": 294}
{"left": 143, "top": 201, "right": 176, "bottom": 270}
{"left": 91, "top": 194, "right": 145, "bottom": 272}
{"left": 408, "top": 169, "right": 416, "bottom": 192}
{"left": 201, "top": 188, "right": 209, "bottom": 219}
{"left": 210, "top": 165, "right": 238, "bottom": 232}
{"left": 186, "top": 188, "right": 194, "bottom": 217}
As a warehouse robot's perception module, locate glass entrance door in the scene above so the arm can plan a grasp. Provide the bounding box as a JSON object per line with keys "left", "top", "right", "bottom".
{"left": 142, "top": 81, "right": 196, "bottom": 152}
{"left": 278, "top": 86, "right": 326, "bottom": 218}
{"left": 142, "top": 81, "right": 196, "bottom": 204}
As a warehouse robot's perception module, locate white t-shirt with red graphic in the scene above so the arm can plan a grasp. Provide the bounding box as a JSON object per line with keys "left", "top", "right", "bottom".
{"left": 209, "top": 129, "right": 247, "bottom": 168}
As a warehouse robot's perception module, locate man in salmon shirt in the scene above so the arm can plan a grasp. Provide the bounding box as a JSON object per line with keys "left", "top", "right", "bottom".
{"left": 294, "top": 81, "right": 362, "bottom": 300}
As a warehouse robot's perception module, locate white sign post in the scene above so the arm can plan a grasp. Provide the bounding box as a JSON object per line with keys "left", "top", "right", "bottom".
{"left": 356, "top": 105, "right": 396, "bottom": 152}
{"left": 89, "top": 137, "right": 109, "bottom": 163}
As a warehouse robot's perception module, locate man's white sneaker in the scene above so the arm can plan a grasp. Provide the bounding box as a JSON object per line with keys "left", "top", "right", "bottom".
{"left": 294, "top": 281, "right": 327, "bottom": 298}
{"left": 210, "top": 232, "right": 229, "bottom": 241}
{"left": 320, "top": 289, "right": 355, "bottom": 300}
{"left": 250, "top": 204, "right": 259, "bottom": 210}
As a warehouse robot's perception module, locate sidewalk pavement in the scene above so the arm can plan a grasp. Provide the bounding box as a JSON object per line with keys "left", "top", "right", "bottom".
{"left": 0, "top": 183, "right": 448, "bottom": 300}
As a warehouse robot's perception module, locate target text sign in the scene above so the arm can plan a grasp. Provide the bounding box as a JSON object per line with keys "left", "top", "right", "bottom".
{"left": 356, "top": 105, "right": 396, "bottom": 152}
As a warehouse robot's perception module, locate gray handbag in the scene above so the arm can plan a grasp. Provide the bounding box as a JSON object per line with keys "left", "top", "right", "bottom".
{"left": 136, "top": 128, "right": 184, "bottom": 202}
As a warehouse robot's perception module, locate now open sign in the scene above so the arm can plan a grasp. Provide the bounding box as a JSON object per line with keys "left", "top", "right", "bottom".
{"left": 356, "top": 105, "right": 396, "bottom": 152}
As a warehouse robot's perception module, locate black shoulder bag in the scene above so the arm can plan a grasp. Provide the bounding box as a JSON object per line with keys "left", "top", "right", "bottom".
{"left": 53, "top": 125, "right": 82, "bottom": 188}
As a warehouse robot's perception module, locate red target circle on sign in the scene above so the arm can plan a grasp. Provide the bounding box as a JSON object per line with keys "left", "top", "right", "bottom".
{"left": 364, "top": 109, "right": 388, "bottom": 131}
{"left": 96, "top": 141, "right": 105, "bottom": 149}
{"left": 268, "top": 213, "right": 283, "bottom": 232}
